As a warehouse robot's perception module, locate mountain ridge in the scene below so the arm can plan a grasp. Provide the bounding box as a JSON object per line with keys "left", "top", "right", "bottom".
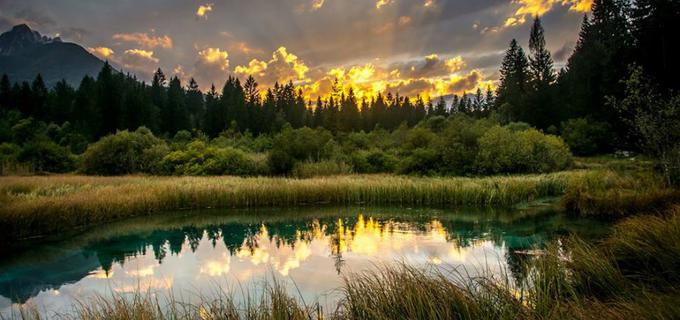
{"left": 0, "top": 24, "right": 106, "bottom": 86}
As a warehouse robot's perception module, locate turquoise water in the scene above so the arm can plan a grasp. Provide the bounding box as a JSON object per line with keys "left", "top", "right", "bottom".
{"left": 0, "top": 205, "right": 607, "bottom": 317}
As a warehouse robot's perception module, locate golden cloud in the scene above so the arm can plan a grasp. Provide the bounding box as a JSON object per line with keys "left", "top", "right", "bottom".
{"left": 196, "top": 3, "right": 214, "bottom": 18}
{"left": 424, "top": 0, "right": 435, "bottom": 7}
{"left": 445, "top": 56, "right": 465, "bottom": 72}
{"left": 311, "top": 0, "right": 325, "bottom": 10}
{"left": 234, "top": 47, "right": 309, "bottom": 86}
{"left": 504, "top": 0, "right": 593, "bottom": 27}
{"left": 198, "top": 48, "right": 230, "bottom": 71}
{"left": 113, "top": 32, "right": 173, "bottom": 49}
{"left": 88, "top": 47, "right": 114, "bottom": 59}
{"left": 124, "top": 49, "right": 158, "bottom": 63}
{"left": 376, "top": 0, "right": 394, "bottom": 9}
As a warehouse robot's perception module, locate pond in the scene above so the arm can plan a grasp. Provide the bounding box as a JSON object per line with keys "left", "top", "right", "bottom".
{"left": 0, "top": 204, "right": 608, "bottom": 317}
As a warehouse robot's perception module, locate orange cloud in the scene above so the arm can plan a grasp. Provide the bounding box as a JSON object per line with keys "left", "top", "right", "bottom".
{"left": 88, "top": 47, "right": 114, "bottom": 59}
{"left": 113, "top": 32, "right": 173, "bottom": 49}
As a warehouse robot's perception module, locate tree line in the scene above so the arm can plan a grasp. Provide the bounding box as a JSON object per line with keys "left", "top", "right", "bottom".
{"left": 0, "top": 64, "right": 495, "bottom": 142}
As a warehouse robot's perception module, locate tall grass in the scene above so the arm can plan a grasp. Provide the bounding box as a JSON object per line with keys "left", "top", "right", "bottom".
{"left": 0, "top": 172, "right": 580, "bottom": 241}
{"left": 561, "top": 168, "right": 680, "bottom": 217}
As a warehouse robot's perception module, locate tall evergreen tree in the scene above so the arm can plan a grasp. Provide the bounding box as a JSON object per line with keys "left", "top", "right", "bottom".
{"left": 496, "top": 39, "right": 529, "bottom": 123}
{"left": 526, "top": 17, "right": 557, "bottom": 128}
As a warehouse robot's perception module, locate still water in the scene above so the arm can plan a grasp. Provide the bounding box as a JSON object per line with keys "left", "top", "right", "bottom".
{"left": 0, "top": 205, "right": 607, "bottom": 317}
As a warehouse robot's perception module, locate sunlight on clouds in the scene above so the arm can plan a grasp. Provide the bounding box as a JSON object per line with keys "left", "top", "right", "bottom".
{"left": 376, "top": 0, "right": 394, "bottom": 9}
{"left": 505, "top": 0, "right": 593, "bottom": 27}
{"left": 234, "top": 47, "right": 309, "bottom": 86}
{"left": 565, "top": 0, "right": 593, "bottom": 12}
{"left": 113, "top": 32, "right": 173, "bottom": 49}
{"left": 196, "top": 3, "right": 214, "bottom": 18}
{"left": 424, "top": 0, "right": 435, "bottom": 7}
{"left": 311, "top": 0, "right": 325, "bottom": 10}
{"left": 198, "top": 48, "right": 230, "bottom": 71}
{"left": 124, "top": 49, "right": 158, "bottom": 62}
{"left": 445, "top": 56, "right": 465, "bottom": 72}
{"left": 88, "top": 47, "right": 114, "bottom": 59}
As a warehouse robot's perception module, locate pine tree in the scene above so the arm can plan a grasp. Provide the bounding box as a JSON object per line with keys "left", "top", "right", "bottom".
{"left": 528, "top": 17, "right": 556, "bottom": 85}
{"left": 496, "top": 39, "right": 529, "bottom": 123}
{"left": 186, "top": 78, "right": 205, "bottom": 129}
{"left": 434, "top": 96, "right": 447, "bottom": 117}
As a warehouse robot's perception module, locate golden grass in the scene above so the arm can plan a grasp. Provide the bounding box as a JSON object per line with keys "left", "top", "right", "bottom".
{"left": 0, "top": 172, "right": 582, "bottom": 241}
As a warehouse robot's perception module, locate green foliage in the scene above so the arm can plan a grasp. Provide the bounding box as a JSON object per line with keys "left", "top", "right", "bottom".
{"left": 268, "top": 127, "right": 334, "bottom": 174}
{"left": 17, "top": 136, "right": 76, "bottom": 173}
{"left": 81, "top": 127, "right": 167, "bottom": 175}
{"left": 560, "top": 118, "right": 611, "bottom": 156}
{"left": 476, "top": 126, "right": 572, "bottom": 174}
{"left": 157, "top": 140, "right": 265, "bottom": 176}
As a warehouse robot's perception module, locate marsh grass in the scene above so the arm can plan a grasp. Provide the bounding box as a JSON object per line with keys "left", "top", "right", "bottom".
{"left": 0, "top": 172, "right": 579, "bottom": 241}
{"left": 561, "top": 168, "right": 680, "bottom": 217}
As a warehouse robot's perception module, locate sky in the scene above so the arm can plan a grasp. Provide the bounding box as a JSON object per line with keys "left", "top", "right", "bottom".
{"left": 0, "top": 0, "right": 592, "bottom": 100}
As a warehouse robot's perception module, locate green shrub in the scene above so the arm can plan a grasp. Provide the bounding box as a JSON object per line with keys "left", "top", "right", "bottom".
{"left": 158, "top": 140, "right": 265, "bottom": 176}
{"left": 560, "top": 118, "right": 611, "bottom": 156}
{"left": 18, "top": 136, "right": 76, "bottom": 173}
{"left": 397, "top": 147, "right": 441, "bottom": 175}
{"left": 439, "top": 116, "right": 494, "bottom": 175}
{"left": 268, "top": 127, "right": 334, "bottom": 174}
{"left": 476, "top": 126, "right": 572, "bottom": 174}
{"left": 81, "top": 127, "right": 167, "bottom": 175}
{"left": 350, "top": 149, "right": 398, "bottom": 173}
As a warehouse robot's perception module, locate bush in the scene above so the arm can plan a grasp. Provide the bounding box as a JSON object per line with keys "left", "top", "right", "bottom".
{"left": 268, "top": 127, "right": 334, "bottom": 174}
{"left": 350, "top": 149, "right": 398, "bottom": 173}
{"left": 18, "top": 136, "right": 76, "bottom": 173}
{"left": 476, "top": 126, "right": 572, "bottom": 174}
{"left": 439, "top": 116, "right": 494, "bottom": 175}
{"left": 81, "top": 127, "right": 167, "bottom": 175}
{"left": 560, "top": 118, "right": 611, "bottom": 156}
{"left": 397, "top": 148, "right": 441, "bottom": 175}
{"left": 158, "top": 140, "right": 265, "bottom": 176}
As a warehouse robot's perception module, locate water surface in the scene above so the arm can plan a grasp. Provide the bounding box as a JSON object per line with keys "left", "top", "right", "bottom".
{"left": 0, "top": 205, "right": 608, "bottom": 316}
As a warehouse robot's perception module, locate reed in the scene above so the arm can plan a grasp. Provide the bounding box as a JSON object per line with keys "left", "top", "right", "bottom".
{"left": 0, "top": 172, "right": 581, "bottom": 241}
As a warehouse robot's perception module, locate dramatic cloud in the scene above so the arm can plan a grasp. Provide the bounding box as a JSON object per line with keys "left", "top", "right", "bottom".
{"left": 197, "top": 48, "right": 230, "bottom": 71}
{"left": 196, "top": 4, "right": 213, "bottom": 19}
{"left": 505, "top": 0, "right": 594, "bottom": 27}
{"left": 234, "top": 47, "right": 309, "bottom": 86}
{"left": 88, "top": 47, "right": 115, "bottom": 59}
{"left": 113, "top": 32, "right": 173, "bottom": 49}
